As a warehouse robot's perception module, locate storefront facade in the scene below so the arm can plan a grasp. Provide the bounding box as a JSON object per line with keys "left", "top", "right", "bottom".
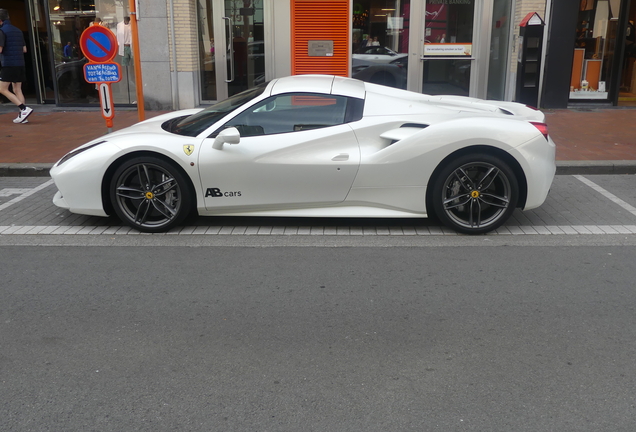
{"left": 7, "top": 0, "right": 576, "bottom": 110}
{"left": 185, "top": 0, "right": 526, "bottom": 108}
{"left": 4, "top": 0, "right": 136, "bottom": 106}
{"left": 541, "top": 0, "right": 636, "bottom": 107}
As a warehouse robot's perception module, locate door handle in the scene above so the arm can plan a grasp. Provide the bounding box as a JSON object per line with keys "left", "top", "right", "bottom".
{"left": 332, "top": 153, "right": 349, "bottom": 161}
{"left": 222, "top": 16, "right": 234, "bottom": 83}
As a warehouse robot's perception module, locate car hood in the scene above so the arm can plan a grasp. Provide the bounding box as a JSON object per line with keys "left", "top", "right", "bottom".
{"left": 113, "top": 109, "right": 204, "bottom": 137}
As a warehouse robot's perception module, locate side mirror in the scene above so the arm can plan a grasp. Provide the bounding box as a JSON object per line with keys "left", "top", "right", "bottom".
{"left": 213, "top": 127, "right": 240, "bottom": 150}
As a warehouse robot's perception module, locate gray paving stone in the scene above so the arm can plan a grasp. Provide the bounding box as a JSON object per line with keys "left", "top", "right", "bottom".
{"left": 2, "top": 176, "right": 636, "bottom": 237}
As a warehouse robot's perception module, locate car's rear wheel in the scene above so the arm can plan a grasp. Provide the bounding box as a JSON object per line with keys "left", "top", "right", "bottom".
{"left": 110, "top": 156, "right": 192, "bottom": 233}
{"left": 432, "top": 154, "right": 518, "bottom": 234}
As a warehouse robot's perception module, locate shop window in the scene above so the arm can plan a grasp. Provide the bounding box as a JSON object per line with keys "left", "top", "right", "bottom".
{"left": 570, "top": 0, "right": 620, "bottom": 101}
{"left": 48, "top": 0, "right": 136, "bottom": 105}
{"left": 351, "top": 1, "right": 410, "bottom": 90}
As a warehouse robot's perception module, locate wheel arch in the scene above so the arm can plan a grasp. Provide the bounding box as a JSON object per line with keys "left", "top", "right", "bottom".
{"left": 425, "top": 145, "right": 528, "bottom": 216}
{"left": 101, "top": 151, "right": 198, "bottom": 217}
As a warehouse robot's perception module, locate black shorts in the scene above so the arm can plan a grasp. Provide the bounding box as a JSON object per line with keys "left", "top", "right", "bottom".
{"left": 0, "top": 66, "right": 27, "bottom": 83}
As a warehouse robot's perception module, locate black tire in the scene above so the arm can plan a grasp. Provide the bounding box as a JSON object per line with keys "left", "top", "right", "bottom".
{"left": 109, "top": 156, "right": 192, "bottom": 233}
{"left": 431, "top": 153, "right": 519, "bottom": 234}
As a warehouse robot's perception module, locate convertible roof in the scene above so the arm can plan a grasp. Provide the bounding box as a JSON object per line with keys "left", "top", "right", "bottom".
{"left": 270, "top": 75, "right": 366, "bottom": 100}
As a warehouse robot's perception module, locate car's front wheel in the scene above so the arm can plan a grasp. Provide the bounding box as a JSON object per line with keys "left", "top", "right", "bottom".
{"left": 431, "top": 154, "right": 519, "bottom": 234}
{"left": 110, "top": 156, "right": 192, "bottom": 233}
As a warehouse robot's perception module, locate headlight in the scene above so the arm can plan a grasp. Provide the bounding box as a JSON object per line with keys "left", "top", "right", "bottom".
{"left": 56, "top": 140, "right": 107, "bottom": 166}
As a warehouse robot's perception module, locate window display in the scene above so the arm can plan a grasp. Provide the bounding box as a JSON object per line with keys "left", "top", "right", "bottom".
{"left": 570, "top": 0, "right": 620, "bottom": 100}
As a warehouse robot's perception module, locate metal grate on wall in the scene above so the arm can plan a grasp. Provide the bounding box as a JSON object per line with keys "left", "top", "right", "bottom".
{"left": 291, "top": 0, "right": 350, "bottom": 76}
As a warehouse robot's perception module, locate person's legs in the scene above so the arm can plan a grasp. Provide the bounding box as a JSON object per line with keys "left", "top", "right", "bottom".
{"left": 0, "top": 80, "right": 23, "bottom": 106}
{"left": 11, "top": 82, "right": 25, "bottom": 105}
{"left": 0, "top": 66, "right": 33, "bottom": 123}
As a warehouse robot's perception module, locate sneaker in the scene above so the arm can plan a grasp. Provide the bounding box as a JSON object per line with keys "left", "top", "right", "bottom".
{"left": 13, "top": 106, "right": 33, "bottom": 124}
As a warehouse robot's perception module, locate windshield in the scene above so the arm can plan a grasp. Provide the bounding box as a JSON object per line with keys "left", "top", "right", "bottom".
{"left": 170, "top": 84, "right": 267, "bottom": 137}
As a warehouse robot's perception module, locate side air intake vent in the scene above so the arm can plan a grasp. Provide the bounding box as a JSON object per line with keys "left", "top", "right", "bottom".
{"left": 401, "top": 123, "right": 429, "bottom": 129}
{"left": 380, "top": 125, "right": 428, "bottom": 144}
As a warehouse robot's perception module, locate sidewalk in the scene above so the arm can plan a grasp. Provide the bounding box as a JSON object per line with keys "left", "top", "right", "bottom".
{"left": 0, "top": 106, "right": 634, "bottom": 176}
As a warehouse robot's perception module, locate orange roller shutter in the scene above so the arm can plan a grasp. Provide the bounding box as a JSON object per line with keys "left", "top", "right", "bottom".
{"left": 291, "top": 0, "right": 350, "bottom": 76}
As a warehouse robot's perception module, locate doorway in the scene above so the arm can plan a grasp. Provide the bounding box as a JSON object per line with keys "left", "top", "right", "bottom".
{"left": 2, "top": 0, "right": 41, "bottom": 105}
{"left": 618, "top": 0, "right": 636, "bottom": 106}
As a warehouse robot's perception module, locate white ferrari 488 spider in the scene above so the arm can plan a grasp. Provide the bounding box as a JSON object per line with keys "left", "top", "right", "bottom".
{"left": 50, "top": 75, "right": 556, "bottom": 234}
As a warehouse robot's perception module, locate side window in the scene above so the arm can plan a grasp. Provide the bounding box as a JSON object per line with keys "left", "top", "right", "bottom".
{"left": 222, "top": 93, "right": 349, "bottom": 137}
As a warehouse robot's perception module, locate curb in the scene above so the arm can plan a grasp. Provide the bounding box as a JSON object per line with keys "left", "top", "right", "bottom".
{"left": 2, "top": 161, "right": 636, "bottom": 178}
{"left": 555, "top": 161, "right": 636, "bottom": 175}
{"left": 0, "top": 164, "right": 53, "bottom": 177}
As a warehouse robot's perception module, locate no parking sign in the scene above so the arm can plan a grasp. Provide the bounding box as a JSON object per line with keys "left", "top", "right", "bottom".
{"left": 79, "top": 25, "right": 121, "bottom": 129}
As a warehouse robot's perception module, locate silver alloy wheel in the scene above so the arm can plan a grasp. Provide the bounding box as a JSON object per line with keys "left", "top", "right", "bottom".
{"left": 113, "top": 162, "right": 183, "bottom": 230}
{"left": 440, "top": 161, "right": 512, "bottom": 230}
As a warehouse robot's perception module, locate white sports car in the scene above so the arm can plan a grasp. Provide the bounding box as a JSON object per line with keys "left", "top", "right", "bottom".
{"left": 50, "top": 75, "right": 556, "bottom": 234}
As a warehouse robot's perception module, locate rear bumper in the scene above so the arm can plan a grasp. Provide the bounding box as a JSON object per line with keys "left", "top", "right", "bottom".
{"left": 513, "top": 135, "right": 557, "bottom": 210}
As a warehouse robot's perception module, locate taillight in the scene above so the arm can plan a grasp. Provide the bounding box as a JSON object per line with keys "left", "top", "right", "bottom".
{"left": 526, "top": 105, "right": 539, "bottom": 111}
{"left": 530, "top": 121, "right": 549, "bottom": 140}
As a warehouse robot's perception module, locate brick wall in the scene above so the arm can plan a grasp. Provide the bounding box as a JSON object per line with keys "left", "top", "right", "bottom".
{"left": 169, "top": 0, "right": 199, "bottom": 72}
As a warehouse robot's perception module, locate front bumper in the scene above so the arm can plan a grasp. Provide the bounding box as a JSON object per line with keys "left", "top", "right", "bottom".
{"left": 49, "top": 142, "right": 121, "bottom": 217}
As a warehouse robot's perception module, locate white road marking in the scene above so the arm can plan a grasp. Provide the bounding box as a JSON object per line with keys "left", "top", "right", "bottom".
{"left": 0, "top": 179, "right": 55, "bottom": 212}
{"left": 2, "top": 177, "right": 636, "bottom": 236}
{"left": 0, "top": 188, "right": 34, "bottom": 197}
{"left": 574, "top": 175, "right": 636, "bottom": 217}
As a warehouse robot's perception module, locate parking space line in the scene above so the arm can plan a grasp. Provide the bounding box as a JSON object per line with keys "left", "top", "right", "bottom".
{"left": 0, "top": 179, "right": 54, "bottom": 212}
{"left": 574, "top": 175, "right": 636, "bottom": 217}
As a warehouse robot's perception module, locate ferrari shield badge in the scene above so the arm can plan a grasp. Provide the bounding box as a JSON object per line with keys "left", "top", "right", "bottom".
{"left": 183, "top": 145, "right": 195, "bottom": 156}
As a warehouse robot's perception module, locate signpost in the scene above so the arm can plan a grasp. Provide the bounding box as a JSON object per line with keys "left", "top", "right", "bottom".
{"left": 99, "top": 83, "right": 114, "bottom": 121}
{"left": 79, "top": 25, "right": 122, "bottom": 131}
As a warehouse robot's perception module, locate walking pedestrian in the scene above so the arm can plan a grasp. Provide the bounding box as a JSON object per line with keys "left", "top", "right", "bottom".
{"left": 0, "top": 9, "right": 33, "bottom": 124}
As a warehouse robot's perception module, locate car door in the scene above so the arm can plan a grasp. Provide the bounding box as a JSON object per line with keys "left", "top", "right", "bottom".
{"left": 197, "top": 93, "right": 361, "bottom": 210}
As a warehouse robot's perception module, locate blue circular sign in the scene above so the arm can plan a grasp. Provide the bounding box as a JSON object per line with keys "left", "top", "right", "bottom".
{"left": 79, "top": 26, "right": 118, "bottom": 62}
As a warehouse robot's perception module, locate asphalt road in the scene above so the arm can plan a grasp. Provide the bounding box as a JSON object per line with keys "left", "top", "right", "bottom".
{"left": 2, "top": 174, "right": 636, "bottom": 430}
{"left": 2, "top": 245, "right": 636, "bottom": 431}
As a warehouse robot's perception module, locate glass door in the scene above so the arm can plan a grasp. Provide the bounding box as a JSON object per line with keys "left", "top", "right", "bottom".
{"left": 198, "top": 0, "right": 267, "bottom": 102}
{"left": 421, "top": 0, "right": 476, "bottom": 96}
{"left": 47, "top": 1, "right": 97, "bottom": 104}
{"left": 487, "top": 0, "right": 512, "bottom": 100}
{"left": 27, "top": 0, "right": 55, "bottom": 103}
{"left": 223, "top": 0, "right": 265, "bottom": 97}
